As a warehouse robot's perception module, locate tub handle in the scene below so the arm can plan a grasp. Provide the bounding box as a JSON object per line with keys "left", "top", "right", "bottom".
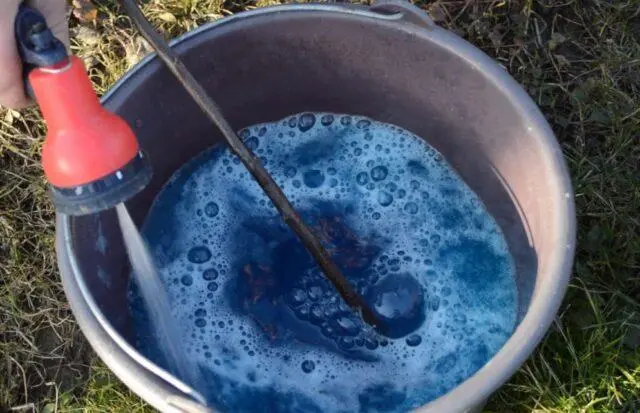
{"left": 369, "top": 0, "right": 435, "bottom": 29}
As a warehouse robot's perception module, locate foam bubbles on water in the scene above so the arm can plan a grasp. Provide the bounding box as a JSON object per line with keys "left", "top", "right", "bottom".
{"left": 301, "top": 360, "right": 316, "bottom": 373}
{"left": 370, "top": 165, "right": 388, "bottom": 182}
{"left": 406, "top": 334, "right": 422, "bottom": 347}
{"left": 187, "top": 246, "right": 212, "bottom": 264}
{"left": 377, "top": 191, "right": 393, "bottom": 207}
{"left": 369, "top": 273, "right": 425, "bottom": 339}
{"left": 202, "top": 268, "right": 218, "bottom": 281}
{"left": 131, "top": 112, "right": 518, "bottom": 413}
{"left": 303, "top": 169, "right": 325, "bottom": 188}
{"left": 204, "top": 202, "right": 219, "bottom": 218}
{"left": 404, "top": 202, "right": 419, "bottom": 215}
{"left": 356, "top": 172, "right": 369, "bottom": 186}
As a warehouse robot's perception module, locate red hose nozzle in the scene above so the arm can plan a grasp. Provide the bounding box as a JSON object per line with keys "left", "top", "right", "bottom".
{"left": 31, "top": 57, "right": 139, "bottom": 188}
{"left": 16, "top": 5, "right": 151, "bottom": 215}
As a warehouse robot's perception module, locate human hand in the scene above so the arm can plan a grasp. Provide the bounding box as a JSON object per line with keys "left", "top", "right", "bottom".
{"left": 0, "top": 0, "right": 69, "bottom": 109}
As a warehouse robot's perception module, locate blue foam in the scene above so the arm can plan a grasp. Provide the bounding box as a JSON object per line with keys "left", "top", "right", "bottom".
{"left": 130, "top": 113, "right": 518, "bottom": 412}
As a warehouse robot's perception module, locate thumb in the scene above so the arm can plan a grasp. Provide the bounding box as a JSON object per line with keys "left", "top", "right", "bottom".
{"left": 0, "top": 0, "right": 69, "bottom": 109}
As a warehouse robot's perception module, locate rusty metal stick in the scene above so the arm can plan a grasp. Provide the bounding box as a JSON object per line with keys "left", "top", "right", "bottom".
{"left": 121, "top": 0, "right": 380, "bottom": 328}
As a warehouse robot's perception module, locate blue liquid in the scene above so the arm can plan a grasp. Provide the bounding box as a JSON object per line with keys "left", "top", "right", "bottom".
{"left": 130, "top": 113, "right": 518, "bottom": 412}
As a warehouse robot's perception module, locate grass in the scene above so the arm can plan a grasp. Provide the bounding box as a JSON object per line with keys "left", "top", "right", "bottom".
{"left": 0, "top": 0, "right": 638, "bottom": 411}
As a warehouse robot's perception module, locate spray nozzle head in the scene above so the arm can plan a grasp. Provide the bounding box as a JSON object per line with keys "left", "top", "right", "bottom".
{"left": 16, "top": 5, "right": 152, "bottom": 215}
{"left": 50, "top": 151, "right": 152, "bottom": 216}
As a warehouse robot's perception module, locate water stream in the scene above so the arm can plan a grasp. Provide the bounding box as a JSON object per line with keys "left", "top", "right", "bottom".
{"left": 116, "top": 203, "right": 202, "bottom": 389}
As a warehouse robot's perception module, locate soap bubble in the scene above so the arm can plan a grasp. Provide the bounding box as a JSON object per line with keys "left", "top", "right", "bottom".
{"left": 203, "top": 268, "right": 218, "bottom": 280}
{"left": 378, "top": 191, "right": 393, "bottom": 207}
{"left": 187, "top": 246, "right": 212, "bottom": 263}
{"left": 296, "top": 305, "right": 310, "bottom": 320}
{"left": 298, "top": 113, "right": 316, "bottom": 132}
{"left": 303, "top": 170, "right": 325, "bottom": 188}
{"left": 204, "top": 202, "right": 219, "bottom": 218}
{"left": 364, "top": 338, "right": 379, "bottom": 350}
{"left": 320, "top": 114, "right": 334, "bottom": 126}
{"left": 406, "top": 334, "right": 422, "bottom": 347}
{"left": 288, "top": 288, "right": 307, "bottom": 306}
{"left": 329, "top": 313, "right": 361, "bottom": 336}
{"left": 301, "top": 360, "right": 315, "bottom": 373}
{"left": 369, "top": 273, "right": 426, "bottom": 339}
{"left": 404, "top": 202, "right": 419, "bottom": 214}
{"left": 370, "top": 165, "right": 388, "bottom": 181}
{"left": 356, "top": 119, "right": 371, "bottom": 129}
{"left": 356, "top": 172, "right": 369, "bottom": 186}
{"left": 307, "top": 283, "right": 323, "bottom": 301}
{"left": 338, "top": 336, "right": 355, "bottom": 350}
{"left": 285, "top": 167, "right": 297, "bottom": 178}
{"left": 309, "top": 304, "right": 324, "bottom": 324}
{"left": 245, "top": 137, "right": 259, "bottom": 150}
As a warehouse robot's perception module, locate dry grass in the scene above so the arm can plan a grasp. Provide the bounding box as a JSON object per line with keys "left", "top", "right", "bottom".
{"left": 1, "top": 0, "right": 639, "bottom": 412}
